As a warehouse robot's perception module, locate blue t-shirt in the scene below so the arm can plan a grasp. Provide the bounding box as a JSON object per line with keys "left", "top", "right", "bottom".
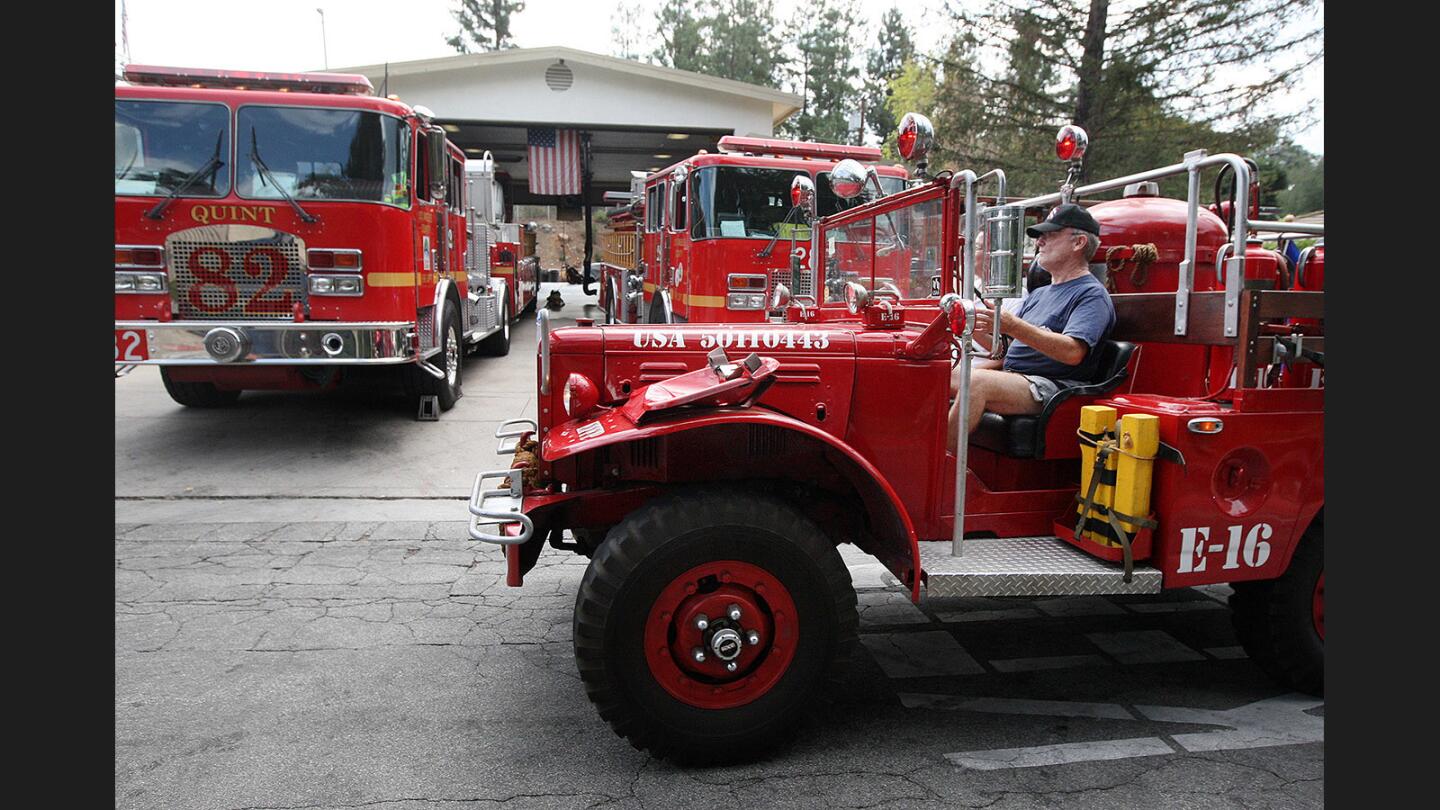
{"left": 1003, "top": 272, "right": 1115, "bottom": 381}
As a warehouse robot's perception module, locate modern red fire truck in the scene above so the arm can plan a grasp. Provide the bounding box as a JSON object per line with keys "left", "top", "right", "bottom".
{"left": 114, "top": 65, "right": 529, "bottom": 416}
{"left": 596, "top": 137, "right": 908, "bottom": 325}
{"left": 468, "top": 116, "right": 1324, "bottom": 763}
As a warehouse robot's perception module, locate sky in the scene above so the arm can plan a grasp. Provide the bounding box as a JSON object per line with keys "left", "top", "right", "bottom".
{"left": 114, "top": 0, "right": 1323, "bottom": 155}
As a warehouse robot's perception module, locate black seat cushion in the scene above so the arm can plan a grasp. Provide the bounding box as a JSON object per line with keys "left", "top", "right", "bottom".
{"left": 971, "top": 340, "right": 1137, "bottom": 459}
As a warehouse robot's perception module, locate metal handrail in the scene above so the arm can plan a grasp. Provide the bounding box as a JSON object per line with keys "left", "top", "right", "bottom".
{"left": 467, "top": 468, "right": 534, "bottom": 545}
{"left": 1009, "top": 150, "right": 1252, "bottom": 338}
{"left": 948, "top": 167, "right": 1006, "bottom": 558}
{"left": 537, "top": 308, "right": 551, "bottom": 395}
{"left": 496, "top": 417, "right": 538, "bottom": 455}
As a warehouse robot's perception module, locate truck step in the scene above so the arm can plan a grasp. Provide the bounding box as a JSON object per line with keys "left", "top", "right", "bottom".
{"left": 417, "top": 395, "right": 440, "bottom": 421}
{"left": 920, "top": 537, "right": 1161, "bottom": 598}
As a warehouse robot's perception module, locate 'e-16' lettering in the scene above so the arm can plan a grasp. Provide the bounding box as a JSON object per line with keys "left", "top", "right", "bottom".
{"left": 1177, "top": 523, "right": 1273, "bottom": 573}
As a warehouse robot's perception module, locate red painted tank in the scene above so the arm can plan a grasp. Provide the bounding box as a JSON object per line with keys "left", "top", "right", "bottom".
{"left": 1090, "top": 192, "right": 1230, "bottom": 397}
{"left": 1090, "top": 194, "right": 1228, "bottom": 294}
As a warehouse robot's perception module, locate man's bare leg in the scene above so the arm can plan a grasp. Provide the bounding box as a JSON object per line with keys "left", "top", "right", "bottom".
{"left": 946, "top": 368, "right": 1045, "bottom": 452}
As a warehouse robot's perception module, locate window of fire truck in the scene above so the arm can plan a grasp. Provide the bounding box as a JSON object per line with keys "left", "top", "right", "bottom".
{"left": 669, "top": 178, "right": 687, "bottom": 232}
{"left": 820, "top": 196, "right": 945, "bottom": 301}
{"left": 115, "top": 100, "right": 231, "bottom": 198}
{"left": 689, "top": 166, "right": 807, "bottom": 240}
{"left": 234, "top": 106, "right": 408, "bottom": 208}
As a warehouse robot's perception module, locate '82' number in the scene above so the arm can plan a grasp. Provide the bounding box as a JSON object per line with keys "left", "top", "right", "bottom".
{"left": 1177, "top": 523, "right": 1273, "bottom": 573}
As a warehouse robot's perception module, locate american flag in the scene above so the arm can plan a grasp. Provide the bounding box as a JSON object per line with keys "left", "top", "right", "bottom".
{"left": 527, "top": 127, "right": 581, "bottom": 195}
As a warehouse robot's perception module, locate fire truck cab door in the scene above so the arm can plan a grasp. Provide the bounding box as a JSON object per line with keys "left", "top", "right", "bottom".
{"left": 666, "top": 176, "right": 690, "bottom": 322}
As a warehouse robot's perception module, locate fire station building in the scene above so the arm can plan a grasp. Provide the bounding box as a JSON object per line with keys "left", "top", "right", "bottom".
{"left": 335, "top": 46, "right": 803, "bottom": 209}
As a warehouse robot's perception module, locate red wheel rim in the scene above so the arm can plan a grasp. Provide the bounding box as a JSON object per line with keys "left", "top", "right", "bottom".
{"left": 644, "top": 560, "right": 799, "bottom": 710}
{"left": 1312, "top": 572, "right": 1324, "bottom": 640}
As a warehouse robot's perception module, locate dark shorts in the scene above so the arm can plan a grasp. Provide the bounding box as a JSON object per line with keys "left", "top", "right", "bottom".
{"left": 1017, "top": 374, "right": 1088, "bottom": 403}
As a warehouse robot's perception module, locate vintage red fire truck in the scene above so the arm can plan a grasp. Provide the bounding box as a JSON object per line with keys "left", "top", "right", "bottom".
{"left": 468, "top": 116, "right": 1323, "bottom": 763}
{"left": 114, "top": 65, "right": 530, "bottom": 416}
{"left": 596, "top": 137, "right": 908, "bottom": 325}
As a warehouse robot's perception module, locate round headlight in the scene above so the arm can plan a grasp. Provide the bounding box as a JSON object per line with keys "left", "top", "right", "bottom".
{"left": 563, "top": 373, "right": 600, "bottom": 419}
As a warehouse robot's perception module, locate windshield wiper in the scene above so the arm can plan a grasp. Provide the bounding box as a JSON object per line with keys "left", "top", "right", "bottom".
{"left": 757, "top": 204, "right": 804, "bottom": 259}
{"left": 250, "top": 127, "right": 319, "bottom": 224}
{"left": 145, "top": 129, "right": 224, "bottom": 220}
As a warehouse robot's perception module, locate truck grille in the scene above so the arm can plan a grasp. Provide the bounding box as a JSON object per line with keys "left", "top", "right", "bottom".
{"left": 166, "top": 225, "right": 307, "bottom": 320}
{"left": 771, "top": 268, "right": 814, "bottom": 300}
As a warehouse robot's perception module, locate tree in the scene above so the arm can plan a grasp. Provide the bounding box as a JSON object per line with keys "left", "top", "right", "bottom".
{"left": 446, "top": 0, "right": 526, "bottom": 53}
{"left": 653, "top": 0, "right": 707, "bottom": 72}
{"left": 881, "top": 59, "right": 937, "bottom": 160}
{"left": 864, "top": 7, "right": 915, "bottom": 147}
{"left": 701, "top": 0, "right": 787, "bottom": 87}
{"left": 610, "top": 1, "right": 647, "bottom": 60}
{"left": 922, "top": 0, "right": 1321, "bottom": 196}
{"left": 785, "top": 0, "right": 861, "bottom": 143}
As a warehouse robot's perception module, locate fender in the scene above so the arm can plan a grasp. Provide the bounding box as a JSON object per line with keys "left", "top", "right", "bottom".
{"left": 543, "top": 406, "right": 923, "bottom": 601}
{"left": 490, "top": 276, "right": 510, "bottom": 320}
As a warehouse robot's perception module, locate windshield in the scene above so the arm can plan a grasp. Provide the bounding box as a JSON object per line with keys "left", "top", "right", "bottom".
{"left": 822, "top": 196, "right": 947, "bottom": 302}
{"left": 689, "top": 166, "right": 906, "bottom": 241}
{"left": 115, "top": 100, "right": 231, "bottom": 197}
{"left": 236, "top": 106, "right": 408, "bottom": 207}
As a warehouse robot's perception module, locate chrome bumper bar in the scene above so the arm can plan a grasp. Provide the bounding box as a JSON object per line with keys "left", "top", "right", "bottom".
{"left": 114, "top": 320, "right": 419, "bottom": 365}
{"left": 467, "top": 418, "right": 541, "bottom": 545}
{"left": 468, "top": 468, "right": 534, "bottom": 545}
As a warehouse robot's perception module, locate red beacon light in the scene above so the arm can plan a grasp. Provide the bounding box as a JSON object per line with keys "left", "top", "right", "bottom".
{"left": 896, "top": 112, "right": 935, "bottom": 162}
{"left": 1055, "top": 125, "right": 1089, "bottom": 162}
{"left": 122, "top": 65, "right": 375, "bottom": 96}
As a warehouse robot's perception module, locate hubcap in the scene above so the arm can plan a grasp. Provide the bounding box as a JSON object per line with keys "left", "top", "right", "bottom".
{"left": 445, "top": 329, "right": 459, "bottom": 386}
{"left": 1312, "top": 572, "right": 1324, "bottom": 640}
{"left": 644, "top": 560, "right": 798, "bottom": 710}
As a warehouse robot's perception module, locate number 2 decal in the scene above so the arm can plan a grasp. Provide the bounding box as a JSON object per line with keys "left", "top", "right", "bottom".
{"left": 1178, "top": 523, "right": 1273, "bottom": 573}
{"left": 115, "top": 330, "right": 145, "bottom": 362}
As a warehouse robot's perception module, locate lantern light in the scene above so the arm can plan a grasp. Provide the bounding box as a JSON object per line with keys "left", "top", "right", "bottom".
{"left": 1056, "top": 125, "right": 1089, "bottom": 162}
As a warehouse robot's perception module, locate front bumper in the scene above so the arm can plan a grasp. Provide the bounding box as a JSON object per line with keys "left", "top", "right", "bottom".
{"left": 115, "top": 320, "right": 420, "bottom": 366}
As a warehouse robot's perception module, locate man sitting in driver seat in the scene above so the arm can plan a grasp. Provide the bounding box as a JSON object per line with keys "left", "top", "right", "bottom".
{"left": 946, "top": 203, "right": 1116, "bottom": 452}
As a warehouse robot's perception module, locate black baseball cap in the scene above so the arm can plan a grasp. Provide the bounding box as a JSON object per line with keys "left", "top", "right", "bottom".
{"left": 1026, "top": 203, "right": 1100, "bottom": 237}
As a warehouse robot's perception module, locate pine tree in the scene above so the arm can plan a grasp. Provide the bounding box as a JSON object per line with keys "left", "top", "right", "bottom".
{"left": 653, "top": 0, "right": 707, "bottom": 73}
{"left": 786, "top": 0, "right": 861, "bottom": 143}
{"left": 863, "top": 7, "right": 914, "bottom": 147}
{"left": 446, "top": 0, "right": 526, "bottom": 54}
{"left": 700, "top": 0, "right": 787, "bottom": 87}
{"left": 922, "top": 0, "right": 1321, "bottom": 195}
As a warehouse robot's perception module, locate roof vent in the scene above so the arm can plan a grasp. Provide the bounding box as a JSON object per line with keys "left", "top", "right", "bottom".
{"left": 545, "top": 60, "right": 573, "bottom": 92}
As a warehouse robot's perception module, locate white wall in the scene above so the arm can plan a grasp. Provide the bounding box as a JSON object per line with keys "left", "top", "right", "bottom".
{"left": 377, "top": 61, "right": 776, "bottom": 135}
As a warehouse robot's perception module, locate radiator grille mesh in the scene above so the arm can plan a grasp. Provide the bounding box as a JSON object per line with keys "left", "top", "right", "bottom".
{"left": 166, "top": 225, "right": 305, "bottom": 320}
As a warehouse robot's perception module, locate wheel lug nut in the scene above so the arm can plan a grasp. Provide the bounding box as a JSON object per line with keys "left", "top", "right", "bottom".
{"left": 746, "top": 630, "right": 760, "bottom": 646}
{"left": 727, "top": 604, "right": 742, "bottom": 621}
{"left": 695, "top": 614, "right": 709, "bottom": 631}
{"left": 692, "top": 647, "right": 706, "bottom": 663}
{"left": 726, "top": 662, "right": 738, "bottom": 672}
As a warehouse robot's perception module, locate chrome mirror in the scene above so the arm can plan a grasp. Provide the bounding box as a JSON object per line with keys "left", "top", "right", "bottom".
{"left": 789, "top": 174, "right": 817, "bottom": 221}
{"left": 426, "top": 125, "right": 448, "bottom": 202}
{"left": 830, "top": 159, "right": 868, "bottom": 200}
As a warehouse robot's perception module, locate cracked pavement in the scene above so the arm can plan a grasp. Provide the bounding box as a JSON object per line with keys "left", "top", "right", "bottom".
{"left": 117, "top": 287, "right": 1321, "bottom": 809}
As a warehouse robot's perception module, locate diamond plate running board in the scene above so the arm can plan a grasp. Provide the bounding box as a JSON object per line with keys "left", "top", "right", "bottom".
{"left": 921, "top": 537, "right": 1162, "bottom": 598}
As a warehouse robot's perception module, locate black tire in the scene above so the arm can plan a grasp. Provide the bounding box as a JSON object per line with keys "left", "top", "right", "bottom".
{"left": 159, "top": 367, "right": 241, "bottom": 408}
{"left": 413, "top": 303, "right": 463, "bottom": 411}
{"left": 573, "top": 488, "right": 858, "bottom": 764}
{"left": 478, "top": 298, "right": 512, "bottom": 357}
{"left": 1230, "top": 524, "right": 1323, "bottom": 695}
